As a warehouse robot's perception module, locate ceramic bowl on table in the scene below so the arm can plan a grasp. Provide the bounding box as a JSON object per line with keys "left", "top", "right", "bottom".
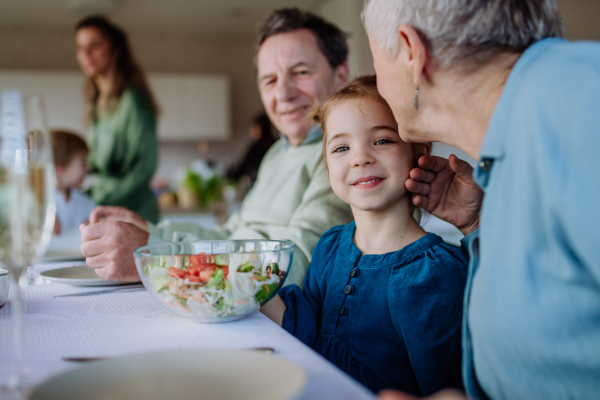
{"left": 133, "top": 240, "right": 294, "bottom": 323}
{"left": 0, "top": 268, "right": 10, "bottom": 309}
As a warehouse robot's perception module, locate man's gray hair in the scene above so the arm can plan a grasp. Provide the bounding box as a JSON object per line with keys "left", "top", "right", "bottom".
{"left": 363, "top": 0, "right": 565, "bottom": 68}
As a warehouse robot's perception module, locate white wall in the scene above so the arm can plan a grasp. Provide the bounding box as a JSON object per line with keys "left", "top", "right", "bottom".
{"left": 316, "top": 0, "right": 374, "bottom": 77}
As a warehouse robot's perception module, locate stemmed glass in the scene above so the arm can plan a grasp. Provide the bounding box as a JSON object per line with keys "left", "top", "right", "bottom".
{"left": 0, "top": 91, "right": 56, "bottom": 396}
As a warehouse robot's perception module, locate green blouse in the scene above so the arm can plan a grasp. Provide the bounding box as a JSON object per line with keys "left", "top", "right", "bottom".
{"left": 87, "top": 88, "right": 159, "bottom": 223}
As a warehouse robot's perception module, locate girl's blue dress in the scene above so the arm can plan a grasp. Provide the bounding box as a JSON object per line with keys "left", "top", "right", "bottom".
{"left": 278, "top": 222, "right": 468, "bottom": 395}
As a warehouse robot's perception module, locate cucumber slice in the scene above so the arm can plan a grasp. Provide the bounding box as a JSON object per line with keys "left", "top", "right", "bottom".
{"left": 237, "top": 261, "right": 254, "bottom": 273}
{"left": 214, "top": 254, "right": 229, "bottom": 266}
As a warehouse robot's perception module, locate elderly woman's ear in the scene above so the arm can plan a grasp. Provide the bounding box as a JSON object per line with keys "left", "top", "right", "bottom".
{"left": 396, "top": 24, "right": 429, "bottom": 87}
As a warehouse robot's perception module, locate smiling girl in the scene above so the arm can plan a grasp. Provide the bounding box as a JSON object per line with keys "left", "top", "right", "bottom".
{"left": 261, "top": 75, "right": 468, "bottom": 396}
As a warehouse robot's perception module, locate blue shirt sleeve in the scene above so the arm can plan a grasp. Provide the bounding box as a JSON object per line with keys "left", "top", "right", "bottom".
{"left": 554, "top": 65, "right": 600, "bottom": 286}
{"left": 388, "top": 243, "right": 468, "bottom": 396}
{"left": 278, "top": 226, "right": 343, "bottom": 348}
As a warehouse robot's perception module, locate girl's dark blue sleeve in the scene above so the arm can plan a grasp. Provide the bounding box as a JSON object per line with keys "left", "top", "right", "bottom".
{"left": 388, "top": 244, "right": 468, "bottom": 396}
{"left": 277, "top": 226, "right": 342, "bottom": 348}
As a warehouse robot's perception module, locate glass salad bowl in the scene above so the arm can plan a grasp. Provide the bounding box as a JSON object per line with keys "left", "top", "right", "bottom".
{"left": 133, "top": 240, "right": 294, "bottom": 323}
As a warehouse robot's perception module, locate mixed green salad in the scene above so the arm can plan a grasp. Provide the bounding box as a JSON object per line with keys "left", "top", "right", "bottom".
{"left": 143, "top": 252, "right": 283, "bottom": 319}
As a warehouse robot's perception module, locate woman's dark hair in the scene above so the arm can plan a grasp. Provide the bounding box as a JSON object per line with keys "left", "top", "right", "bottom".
{"left": 256, "top": 7, "right": 348, "bottom": 69}
{"left": 75, "top": 15, "right": 158, "bottom": 124}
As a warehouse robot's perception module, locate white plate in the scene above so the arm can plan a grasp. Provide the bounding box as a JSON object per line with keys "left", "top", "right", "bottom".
{"left": 42, "top": 229, "right": 85, "bottom": 262}
{"left": 40, "top": 265, "right": 129, "bottom": 286}
{"left": 41, "top": 248, "right": 86, "bottom": 262}
{"left": 30, "top": 348, "right": 307, "bottom": 400}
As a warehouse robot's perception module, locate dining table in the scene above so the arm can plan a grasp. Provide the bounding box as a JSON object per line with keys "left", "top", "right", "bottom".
{"left": 0, "top": 260, "right": 375, "bottom": 400}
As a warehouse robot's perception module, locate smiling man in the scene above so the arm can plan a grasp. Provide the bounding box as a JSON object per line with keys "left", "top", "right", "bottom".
{"left": 80, "top": 8, "right": 353, "bottom": 286}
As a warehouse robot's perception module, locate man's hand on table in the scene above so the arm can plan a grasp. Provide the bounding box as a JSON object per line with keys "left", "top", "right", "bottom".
{"left": 80, "top": 221, "right": 148, "bottom": 282}
{"left": 379, "top": 389, "right": 466, "bottom": 400}
{"left": 405, "top": 154, "right": 483, "bottom": 236}
{"left": 89, "top": 205, "right": 149, "bottom": 232}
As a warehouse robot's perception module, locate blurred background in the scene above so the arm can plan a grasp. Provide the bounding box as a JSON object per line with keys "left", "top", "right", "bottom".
{"left": 0, "top": 0, "right": 598, "bottom": 219}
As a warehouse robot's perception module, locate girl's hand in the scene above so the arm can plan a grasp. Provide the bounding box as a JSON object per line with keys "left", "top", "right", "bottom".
{"left": 260, "top": 295, "right": 286, "bottom": 326}
{"left": 405, "top": 154, "right": 483, "bottom": 236}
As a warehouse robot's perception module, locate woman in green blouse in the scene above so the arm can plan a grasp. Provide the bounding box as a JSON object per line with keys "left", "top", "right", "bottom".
{"left": 75, "top": 16, "right": 159, "bottom": 223}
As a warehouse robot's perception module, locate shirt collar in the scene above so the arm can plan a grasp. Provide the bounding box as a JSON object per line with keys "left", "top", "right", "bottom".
{"left": 278, "top": 124, "right": 323, "bottom": 149}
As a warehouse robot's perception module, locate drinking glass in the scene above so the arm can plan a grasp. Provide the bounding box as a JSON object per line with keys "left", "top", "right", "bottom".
{"left": 0, "top": 91, "right": 56, "bottom": 396}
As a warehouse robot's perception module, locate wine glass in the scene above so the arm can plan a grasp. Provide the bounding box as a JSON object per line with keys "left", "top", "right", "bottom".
{"left": 0, "top": 91, "right": 56, "bottom": 396}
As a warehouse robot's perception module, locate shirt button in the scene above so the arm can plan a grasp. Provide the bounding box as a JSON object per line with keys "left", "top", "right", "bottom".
{"left": 344, "top": 285, "right": 352, "bottom": 295}
{"left": 478, "top": 158, "right": 493, "bottom": 171}
{"left": 338, "top": 306, "right": 346, "bottom": 316}
{"left": 349, "top": 269, "right": 358, "bottom": 278}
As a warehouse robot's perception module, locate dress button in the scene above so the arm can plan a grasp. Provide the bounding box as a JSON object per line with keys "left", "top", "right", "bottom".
{"left": 478, "top": 158, "right": 493, "bottom": 172}
{"left": 338, "top": 306, "right": 346, "bottom": 316}
{"left": 349, "top": 269, "right": 358, "bottom": 278}
{"left": 344, "top": 285, "right": 352, "bottom": 295}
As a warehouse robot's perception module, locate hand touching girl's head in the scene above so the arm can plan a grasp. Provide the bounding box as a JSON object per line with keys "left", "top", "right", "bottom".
{"left": 314, "top": 75, "right": 430, "bottom": 216}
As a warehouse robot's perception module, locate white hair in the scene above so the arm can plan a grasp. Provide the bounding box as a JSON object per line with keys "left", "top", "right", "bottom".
{"left": 362, "top": 0, "right": 564, "bottom": 68}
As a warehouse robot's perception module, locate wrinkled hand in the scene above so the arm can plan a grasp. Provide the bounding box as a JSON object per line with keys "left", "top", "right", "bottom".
{"left": 89, "top": 206, "right": 149, "bottom": 232}
{"left": 405, "top": 154, "right": 483, "bottom": 236}
{"left": 379, "top": 389, "right": 466, "bottom": 400}
{"left": 80, "top": 221, "right": 149, "bottom": 282}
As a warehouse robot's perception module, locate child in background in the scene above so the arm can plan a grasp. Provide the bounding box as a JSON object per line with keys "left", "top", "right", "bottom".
{"left": 52, "top": 130, "right": 96, "bottom": 235}
{"left": 261, "top": 76, "right": 468, "bottom": 395}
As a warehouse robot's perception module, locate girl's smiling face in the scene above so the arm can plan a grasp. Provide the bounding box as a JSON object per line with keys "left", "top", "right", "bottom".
{"left": 325, "top": 97, "right": 415, "bottom": 212}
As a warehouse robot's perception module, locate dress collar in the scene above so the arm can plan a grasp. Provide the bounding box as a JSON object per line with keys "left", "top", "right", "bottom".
{"left": 339, "top": 221, "right": 444, "bottom": 266}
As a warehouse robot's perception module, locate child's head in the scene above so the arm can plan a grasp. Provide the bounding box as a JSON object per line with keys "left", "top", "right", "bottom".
{"left": 52, "top": 130, "right": 90, "bottom": 190}
{"left": 314, "top": 75, "right": 431, "bottom": 215}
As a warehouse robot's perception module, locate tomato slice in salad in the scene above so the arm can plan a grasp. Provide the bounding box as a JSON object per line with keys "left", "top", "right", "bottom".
{"left": 187, "top": 266, "right": 201, "bottom": 276}
{"left": 199, "top": 268, "right": 216, "bottom": 282}
{"left": 190, "top": 252, "right": 215, "bottom": 266}
{"left": 168, "top": 267, "right": 188, "bottom": 279}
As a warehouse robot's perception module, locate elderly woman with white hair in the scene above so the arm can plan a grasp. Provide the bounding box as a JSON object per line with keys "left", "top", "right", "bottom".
{"left": 362, "top": 1, "right": 600, "bottom": 399}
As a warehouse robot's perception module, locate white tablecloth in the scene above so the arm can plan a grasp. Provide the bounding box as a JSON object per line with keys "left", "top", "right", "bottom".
{"left": 0, "top": 262, "right": 374, "bottom": 400}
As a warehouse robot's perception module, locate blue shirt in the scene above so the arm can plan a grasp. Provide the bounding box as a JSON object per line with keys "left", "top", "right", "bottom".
{"left": 279, "top": 222, "right": 468, "bottom": 395}
{"left": 463, "top": 38, "right": 600, "bottom": 400}
{"left": 54, "top": 188, "right": 97, "bottom": 232}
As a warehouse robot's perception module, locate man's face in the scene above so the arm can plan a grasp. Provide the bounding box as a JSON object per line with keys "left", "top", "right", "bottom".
{"left": 257, "top": 29, "right": 347, "bottom": 146}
